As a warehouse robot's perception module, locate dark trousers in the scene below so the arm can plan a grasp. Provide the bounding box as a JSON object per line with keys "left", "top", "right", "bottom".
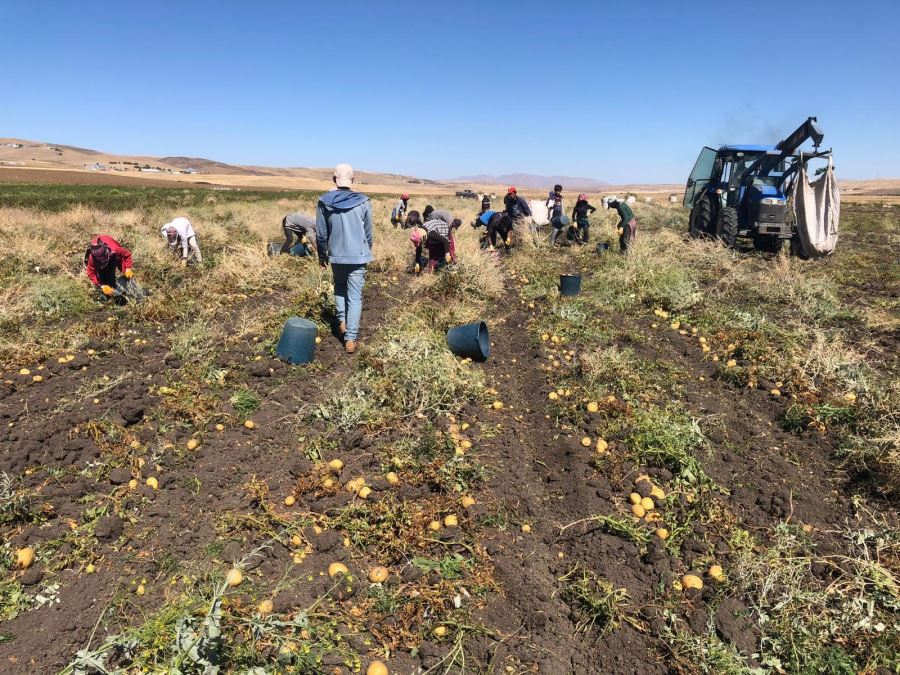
{"left": 425, "top": 231, "right": 450, "bottom": 270}
{"left": 488, "top": 222, "right": 512, "bottom": 248}
{"left": 619, "top": 218, "right": 637, "bottom": 253}
{"left": 577, "top": 218, "right": 590, "bottom": 242}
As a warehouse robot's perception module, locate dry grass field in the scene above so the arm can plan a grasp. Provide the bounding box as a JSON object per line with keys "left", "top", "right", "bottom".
{"left": 0, "top": 182, "right": 897, "bottom": 674}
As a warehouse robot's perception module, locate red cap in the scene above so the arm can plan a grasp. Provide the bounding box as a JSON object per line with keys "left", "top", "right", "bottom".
{"left": 508, "top": 186, "right": 517, "bottom": 194}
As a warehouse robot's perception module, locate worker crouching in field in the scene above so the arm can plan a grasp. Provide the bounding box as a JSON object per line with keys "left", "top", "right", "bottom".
{"left": 161, "top": 216, "right": 203, "bottom": 264}
{"left": 85, "top": 235, "right": 145, "bottom": 304}
{"left": 422, "top": 208, "right": 455, "bottom": 272}
{"left": 474, "top": 210, "right": 514, "bottom": 252}
{"left": 608, "top": 198, "right": 637, "bottom": 253}
{"left": 390, "top": 193, "right": 409, "bottom": 227}
{"left": 572, "top": 193, "right": 597, "bottom": 243}
{"left": 280, "top": 212, "right": 316, "bottom": 256}
{"left": 409, "top": 226, "right": 428, "bottom": 274}
{"left": 316, "top": 163, "right": 374, "bottom": 354}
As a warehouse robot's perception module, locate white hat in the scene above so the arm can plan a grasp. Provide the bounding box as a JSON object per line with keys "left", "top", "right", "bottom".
{"left": 334, "top": 163, "right": 354, "bottom": 188}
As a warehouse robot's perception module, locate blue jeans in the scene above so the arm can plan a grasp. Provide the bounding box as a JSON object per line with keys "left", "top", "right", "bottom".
{"left": 331, "top": 263, "right": 367, "bottom": 342}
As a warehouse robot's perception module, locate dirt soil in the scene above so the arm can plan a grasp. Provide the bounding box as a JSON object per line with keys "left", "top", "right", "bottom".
{"left": 0, "top": 251, "right": 896, "bottom": 673}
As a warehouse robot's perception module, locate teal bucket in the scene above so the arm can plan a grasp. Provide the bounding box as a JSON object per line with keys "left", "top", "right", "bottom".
{"left": 446, "top": 321, "right": 490, "bottom": 362}
{"left": 276, "top": 317, "right": 317, "bottom": 364}
{"left": 268, "top": 242, "right": 282, "bottom": 256}
{"left": 560, "top": 274, "right": 582, "bottom": 297}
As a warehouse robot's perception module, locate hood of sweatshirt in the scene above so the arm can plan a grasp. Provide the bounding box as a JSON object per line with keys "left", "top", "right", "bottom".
{"left": 430, "top": 208, "right": 453, "bottom": 224}
{"left": 319, "top": 189, "right": 369, "bottom": 210}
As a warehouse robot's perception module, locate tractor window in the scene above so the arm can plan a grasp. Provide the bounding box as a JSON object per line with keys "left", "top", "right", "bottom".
{"left": 683, "top": 147, "right": 717, "bottom": 207}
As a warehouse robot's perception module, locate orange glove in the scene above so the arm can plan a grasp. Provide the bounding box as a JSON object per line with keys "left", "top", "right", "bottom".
{"left": 101, "top": 285, "right": 114, "bottom": 296}
{"left": 124, "top": 268, "right": 134, "bottom": 279}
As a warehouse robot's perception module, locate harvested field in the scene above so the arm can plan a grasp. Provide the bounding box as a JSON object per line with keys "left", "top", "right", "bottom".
{"left": 0, "top": 185, "right": 898, "bottom": 674}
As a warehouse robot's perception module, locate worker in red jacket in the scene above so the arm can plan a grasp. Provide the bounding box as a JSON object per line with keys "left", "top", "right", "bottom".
{"left": 84, "top": 235, "right": 134, "bottom": 298}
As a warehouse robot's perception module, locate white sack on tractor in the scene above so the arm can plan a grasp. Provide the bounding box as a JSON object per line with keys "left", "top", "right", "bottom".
{"left": 530, "top": 200, "right": 550, "bottom": 225}
{"left": 793, "top": 157, "right": 839, "bottom": 257}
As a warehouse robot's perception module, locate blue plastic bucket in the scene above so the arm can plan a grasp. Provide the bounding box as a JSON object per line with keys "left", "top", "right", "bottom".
{"left": 446, "top": 321, "right": 490, "bottom": 362}
{"left": 290, "top": 242, "right": 311, "bottom": 257}
{"left": 276, "top": 317, "right": 317, "bottom": 364}
{"left": 560, "top": 274, "right": 582, "bottom": 297}
{"left": 268, "top": 242, "right": 282, "bottom": 256}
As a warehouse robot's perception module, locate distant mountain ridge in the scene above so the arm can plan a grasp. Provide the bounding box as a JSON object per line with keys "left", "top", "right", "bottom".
{"left": 450, "top": 173, "right": 610, "bottom": 190}
{"left": 159, "top": 156, "right": 274, "bottom": 176}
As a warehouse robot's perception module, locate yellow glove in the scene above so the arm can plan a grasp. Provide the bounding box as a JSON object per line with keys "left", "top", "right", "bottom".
{"left": 617, "top": 227, "right": 624, "bottom": 236}
{"left": 101, "top": 285, "right": 114, "bottom": 296}
{"left": 124, "top": 268, "right": 134, "bottom": 279}
{"left": 505, "top": 237, "right": 512, "bottom": 246}
{"left": 444, "top": 252, "right": 452, "bottom": 264}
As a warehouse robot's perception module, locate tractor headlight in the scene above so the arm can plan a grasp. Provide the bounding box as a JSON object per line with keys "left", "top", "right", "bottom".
{"left": 761, "top": 198, "right": 785, "bottom": 205}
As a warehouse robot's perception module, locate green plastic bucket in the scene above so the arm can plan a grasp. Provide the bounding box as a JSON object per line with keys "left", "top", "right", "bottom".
{"left": 276, "top": 317, "right": 317, "bottom": 364}
{"left": 446, "top": 321, "right": 490, "bottom": 361}
{"left": 560, "top": 274, "right": 582, "bottom": 297}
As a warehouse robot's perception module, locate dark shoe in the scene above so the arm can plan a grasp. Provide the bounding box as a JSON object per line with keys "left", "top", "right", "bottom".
{"left": 345, "top": 340, "right": 358, "bottom": 354}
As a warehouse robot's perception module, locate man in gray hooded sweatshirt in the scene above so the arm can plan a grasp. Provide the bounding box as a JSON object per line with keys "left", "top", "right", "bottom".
{"left": 316, "top": 164, "right": 374, "bottom": 354}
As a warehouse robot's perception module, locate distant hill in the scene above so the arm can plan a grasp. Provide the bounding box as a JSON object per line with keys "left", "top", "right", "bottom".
{"left": 159, "top": 156, "right": 274, "bottom": 176}
{"left": 450, "top": 173, "right": 610, "bottom": 191}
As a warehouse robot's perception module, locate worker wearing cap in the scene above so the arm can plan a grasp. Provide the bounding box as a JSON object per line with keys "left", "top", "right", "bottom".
{"left": 503, "top": 186, "right": 532, "bottom": 221}
{"left": 316, "top": 163, "right": 374, "bottom": 354}
{"left": 160, "top": 216, "right": 202, "bottom": 264}
{"left": 608, "top": 198, "right": 637, "bottom": 253}
{"left": 390, "top": 193, "right": 410, "bottom": 227}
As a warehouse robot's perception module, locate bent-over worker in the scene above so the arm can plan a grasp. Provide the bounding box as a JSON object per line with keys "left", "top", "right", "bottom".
{"left": 608, "top": 198, "right": 637, "bottom": 253}
{"left": 161, "top": 216, "right": 203, "bottom": 264}
{"left": 280, "top": 212, "right": 316, "bottom": 255}
{"left": 84, "top": 235, "right": 138, "bottom": 302}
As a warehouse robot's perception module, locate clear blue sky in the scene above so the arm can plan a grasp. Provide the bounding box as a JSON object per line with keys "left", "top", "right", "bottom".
{"left": 1, "top": 0, "right": 898, "bottom": 183}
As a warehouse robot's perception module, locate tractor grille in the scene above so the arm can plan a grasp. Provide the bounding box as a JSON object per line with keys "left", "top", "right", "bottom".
{"left": 756, "top": 202, "right": 787, "bottom": 224}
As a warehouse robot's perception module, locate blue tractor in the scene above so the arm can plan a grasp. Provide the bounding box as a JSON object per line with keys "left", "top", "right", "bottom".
{"left": 683, "top": 117, "right": 832, "bottom": 252}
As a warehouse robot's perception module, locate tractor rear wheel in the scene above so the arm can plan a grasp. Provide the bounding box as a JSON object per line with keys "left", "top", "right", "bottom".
{"left": 716, "top": 207, "right": 739, "bottom": 247}
{"left": 689, "top": 197, "right": 715, "bottom": 238}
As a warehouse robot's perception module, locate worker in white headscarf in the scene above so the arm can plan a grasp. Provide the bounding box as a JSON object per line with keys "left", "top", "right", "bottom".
{"left": 161, "top": 216, "right": 202, "bottom": 264}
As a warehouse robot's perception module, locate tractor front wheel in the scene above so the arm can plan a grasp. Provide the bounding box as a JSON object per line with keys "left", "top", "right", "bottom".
{"left": 752, "top": 234, "right": 785, "bottom": 253}
{"left": 716, "top": 207, "right": 739, "bottom": 247}
{"left": 689, "top": 197, "right": 715, "bottom": 238}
